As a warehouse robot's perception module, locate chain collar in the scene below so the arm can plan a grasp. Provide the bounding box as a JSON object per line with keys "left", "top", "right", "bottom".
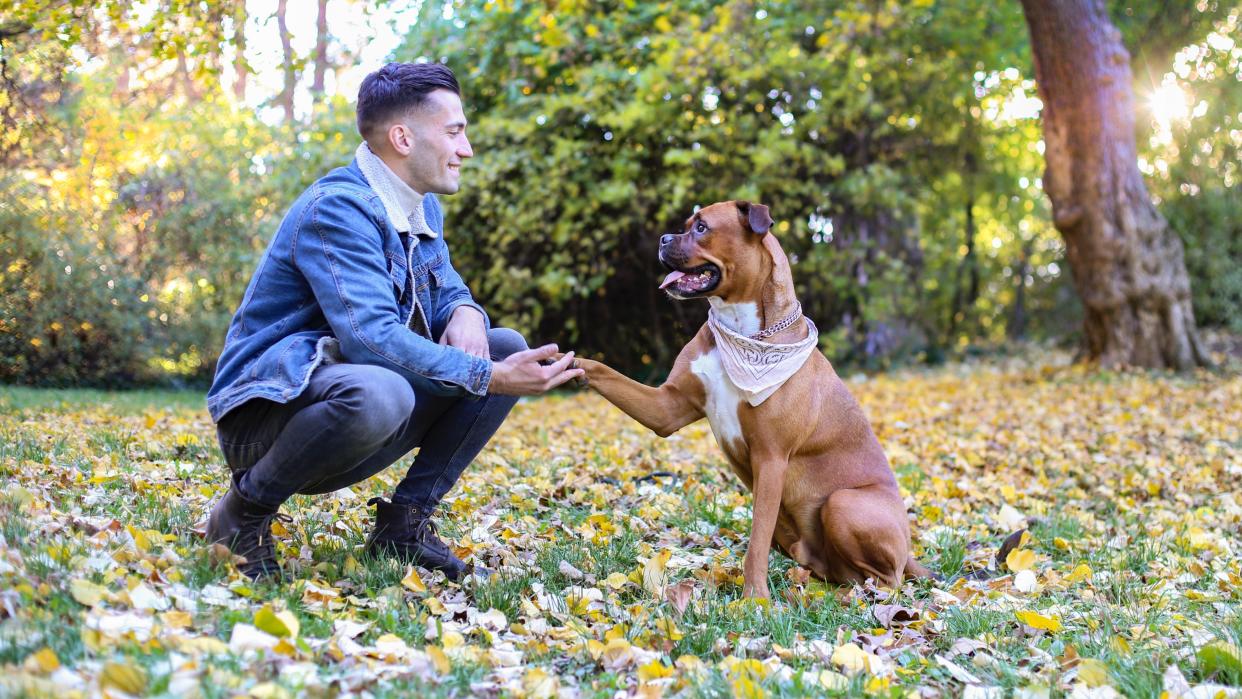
{"left": 750, "top": 303, "right": 803, "bottom": 341}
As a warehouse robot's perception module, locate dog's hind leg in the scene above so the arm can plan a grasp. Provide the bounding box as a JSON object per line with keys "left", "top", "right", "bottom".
{"left": 819, "top": 485, "right": 912, "bottom": 589}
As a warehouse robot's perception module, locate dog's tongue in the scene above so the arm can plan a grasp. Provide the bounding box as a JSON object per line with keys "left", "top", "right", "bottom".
{"left": 660, "top": 270, "right": 687, "bottom": 290}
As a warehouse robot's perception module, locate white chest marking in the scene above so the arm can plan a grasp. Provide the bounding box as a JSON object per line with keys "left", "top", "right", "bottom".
{"left": 690, "top": 349, "right": 745, "bottom": 452}
{"left": 708, "top": 297, "right": 761, "bottom": 337}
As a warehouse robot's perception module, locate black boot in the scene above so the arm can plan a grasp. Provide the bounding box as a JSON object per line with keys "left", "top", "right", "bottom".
{"left": 206, "top": 474, "right": 289, "bottom": 580}
{"left": 366, "top": 497, "right": 469, "bottom": 581}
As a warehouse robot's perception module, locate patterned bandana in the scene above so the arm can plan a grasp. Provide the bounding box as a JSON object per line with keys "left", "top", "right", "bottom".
{"left": 706, "top": 308, "right": 819, "bottom": 406}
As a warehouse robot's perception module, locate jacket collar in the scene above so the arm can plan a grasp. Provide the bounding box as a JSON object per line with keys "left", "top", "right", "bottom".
{"left": 354, "top": 142, "right": 438, "bottom": 239}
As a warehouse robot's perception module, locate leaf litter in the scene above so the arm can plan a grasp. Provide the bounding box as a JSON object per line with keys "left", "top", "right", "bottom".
{"left": 0, "top": 357, "right": 1239, "bottom": 697}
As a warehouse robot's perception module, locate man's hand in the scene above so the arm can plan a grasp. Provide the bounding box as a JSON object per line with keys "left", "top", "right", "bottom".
{"left": 440, "top": 306, "right": 489, "bottom": 358}
{"left": 489, "top": 344, "right": 585, "bottom": 396}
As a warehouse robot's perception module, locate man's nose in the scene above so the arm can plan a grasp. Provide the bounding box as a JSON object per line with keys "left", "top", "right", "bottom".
{"left": 660, "top": 234, "right": 675, "bottom": 246}
{"left": 459, "top": 137, "right": 474, "bottom": 159}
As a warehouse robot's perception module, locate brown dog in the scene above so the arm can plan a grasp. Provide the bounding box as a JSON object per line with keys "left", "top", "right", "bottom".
{"left": 574, "top": 201, "right": 930, "bottom": 598}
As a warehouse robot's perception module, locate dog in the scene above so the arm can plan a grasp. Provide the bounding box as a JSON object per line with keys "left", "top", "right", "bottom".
{"left": 572, "top": 201, "right": 930, "bottom": 598}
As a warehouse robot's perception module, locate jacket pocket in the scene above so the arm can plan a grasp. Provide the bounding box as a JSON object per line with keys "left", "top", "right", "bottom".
{"left": 413, "top": 253, "right": 443, "bottom": 293}
{"left": 386, "top": 252, "right": 408, "bottom": 300}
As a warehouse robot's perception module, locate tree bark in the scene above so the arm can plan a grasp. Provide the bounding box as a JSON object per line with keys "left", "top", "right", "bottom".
{"left": 276, "top": 0, "right": 296, "bottom": 121}
{"left": 1019, "top": 0, "right": 1207, "bottom": 369}
{"left": 232, "top": 0, "right": 247, "bottom": 102}
{"left": 311, "top": 0, "right": 329, "bottom": 99}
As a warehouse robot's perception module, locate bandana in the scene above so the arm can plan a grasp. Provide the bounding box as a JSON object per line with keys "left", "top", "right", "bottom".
{"left": 707, "top": 309, "right": 819, "bottom": 406}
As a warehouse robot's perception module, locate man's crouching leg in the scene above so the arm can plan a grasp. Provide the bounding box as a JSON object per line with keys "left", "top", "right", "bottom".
{"left": 362, "top": 327, "right": 527, "bottom": 579}
{"left": 209, "top": 363, "right": 418, "bottom": 580}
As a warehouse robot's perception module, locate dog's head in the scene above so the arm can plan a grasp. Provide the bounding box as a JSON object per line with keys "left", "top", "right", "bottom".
{"left": 658, "top": 200, "right": 776, "bottom": 302}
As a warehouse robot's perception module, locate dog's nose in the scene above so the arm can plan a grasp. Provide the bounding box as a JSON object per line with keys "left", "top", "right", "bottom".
{"left": 660, "top": 234, "right": 674, "bottom": 246}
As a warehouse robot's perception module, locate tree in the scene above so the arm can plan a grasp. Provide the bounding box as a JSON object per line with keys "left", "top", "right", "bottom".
{"left": 312, "top": 0, "right": 330, "bottom": 99}
{"left": 1019, "top": 0, "right": 1208, "bottom": 369}
{"left": 275, "top": 0, "right": 296, "bottom": 121}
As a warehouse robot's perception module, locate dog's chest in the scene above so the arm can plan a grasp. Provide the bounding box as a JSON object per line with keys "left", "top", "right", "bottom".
{"left": 690, "top": 349, "right": 748, "bottom": 457}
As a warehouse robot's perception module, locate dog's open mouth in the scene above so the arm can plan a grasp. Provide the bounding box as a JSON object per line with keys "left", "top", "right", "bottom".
{"left": 659, "top": 263, "right": 721, "bottom": 296}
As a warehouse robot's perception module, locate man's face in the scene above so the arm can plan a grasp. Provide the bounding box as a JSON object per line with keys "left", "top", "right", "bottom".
{"left": 399, "top": 89, "right": 473, "bottom": 195}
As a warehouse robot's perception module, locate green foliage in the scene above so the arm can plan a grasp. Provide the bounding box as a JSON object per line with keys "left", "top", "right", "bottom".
{"left": 1142, "top": 9, "right": 1242, "bottom": 332}
{"left": 401, "top": 0, "right": 1077, "bottom": 373}
{"left": 0, "top": 0, "right": 1236, "bottom": 385}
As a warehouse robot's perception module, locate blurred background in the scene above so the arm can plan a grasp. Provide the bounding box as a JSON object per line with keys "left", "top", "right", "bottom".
{"left": 1, "top": 0, "right": 1238, "bottom": 386}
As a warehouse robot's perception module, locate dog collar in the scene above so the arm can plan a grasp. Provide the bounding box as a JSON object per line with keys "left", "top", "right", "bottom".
{"left": 750, "top": 303, "right": 803, "bottom": 341}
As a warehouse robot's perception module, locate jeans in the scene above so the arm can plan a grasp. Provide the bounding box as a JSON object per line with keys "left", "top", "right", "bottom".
{"left": 215, "top": 327, "right": 526, "bottom": 510}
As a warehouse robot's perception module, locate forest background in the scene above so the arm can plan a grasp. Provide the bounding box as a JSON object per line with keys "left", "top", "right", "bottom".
{"left": 1, "top": 0, "right": 1239, "bottom": 385}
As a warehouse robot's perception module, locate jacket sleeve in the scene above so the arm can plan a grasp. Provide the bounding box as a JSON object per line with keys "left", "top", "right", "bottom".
{"left": 293, "top": 189, "right": 491, "bottom": 396}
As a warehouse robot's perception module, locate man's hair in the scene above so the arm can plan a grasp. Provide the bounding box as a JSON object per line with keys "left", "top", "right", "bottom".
{"left": 356, "top": 62, "right": 461, "bottom": 141}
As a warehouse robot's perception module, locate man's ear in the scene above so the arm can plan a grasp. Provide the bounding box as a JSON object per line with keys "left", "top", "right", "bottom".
{"left": 387, "top": 121, "right": 415, "bottom": 156}
{"left": 736, "top": 200, "right": 774, "bottom": 235}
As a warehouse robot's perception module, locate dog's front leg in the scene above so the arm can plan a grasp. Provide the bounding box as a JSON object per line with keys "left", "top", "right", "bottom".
{"left": 577, "top": 358, "right": 702, "bottom": 438}
{"left": 742, "top": 456, "right": 788, "bottom": 599}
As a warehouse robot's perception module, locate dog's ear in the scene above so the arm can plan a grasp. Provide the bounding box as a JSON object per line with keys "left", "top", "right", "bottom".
{"left": 737, "top": 201, "right": 774, "bottom": 235}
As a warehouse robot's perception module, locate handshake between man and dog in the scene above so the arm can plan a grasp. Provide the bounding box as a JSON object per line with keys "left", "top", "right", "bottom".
{"left": 572, "top": 201, "right": 930, "bottom": 599}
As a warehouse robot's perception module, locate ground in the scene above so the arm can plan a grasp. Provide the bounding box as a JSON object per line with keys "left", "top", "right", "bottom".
{"left": 0, "top": 353, "right": 1240, "bottom": 698}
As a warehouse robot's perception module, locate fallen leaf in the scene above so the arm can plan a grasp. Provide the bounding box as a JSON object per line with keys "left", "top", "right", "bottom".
{"left": 1015, "top": 610, "right": 1062, "bottom": 633}
{"left": 99, "top": 661, "right": 147, "bottom": 694}
{"left": 873, "top": 604, "right": 921, "bottom": 627}
{"left": 1006, "top": 548, "right": 1036, "bottom": 573}
{"left": 642, "top": 550, "right": 672, "bottom": 597}
{"left": 664, "top": 578, "right": 696, "bottom": 616}
{"left": 1077, "top": 658, "right": 1111, "bottom": 687}
{"left": 401, "top": 566, "right": 428, "bottom": 594}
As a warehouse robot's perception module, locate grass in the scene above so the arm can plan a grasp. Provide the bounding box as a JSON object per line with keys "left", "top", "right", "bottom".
{"left": 1, "top": 362, "right": 1240, "bottom": 697}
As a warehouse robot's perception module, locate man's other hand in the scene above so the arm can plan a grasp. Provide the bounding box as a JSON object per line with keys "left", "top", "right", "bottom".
{"left": 489, "top": 344, "right": 585, "bottom": 396}
{"left": 440, "top": 306, "right": 489, "bottom": 358}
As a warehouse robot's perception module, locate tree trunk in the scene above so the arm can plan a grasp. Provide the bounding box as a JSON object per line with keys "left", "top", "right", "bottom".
{"left": 177, "top": 49, "right": 200, "bottom": 102}
{"left": 232, "top": 0, "right": 247, "bottom": 102}
{"left": 311, "top": 0, "right": 329, "bottom": 99}
{"left": 276, "top": 0, "right": 296, "bottom": 122}
{"left": 1019, "top": 0, "right": 1207, "bottom": 369}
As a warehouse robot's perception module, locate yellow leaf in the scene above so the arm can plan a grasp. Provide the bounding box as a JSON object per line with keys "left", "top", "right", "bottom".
{"left": 254, "top": 604, "right": 299, "bottom": 638}
{"left": 1066, "top": 563, "right": 1092, "bottom": 583}
{"left": 654, "top": 617, "right": 683, "bottom": 641}
{"left": 1006, "top": 548, "right": 1036, "bottom": 573}
{"left": 161, "top": 610, "right": 193, "bottom": 629}
{"left": 441, "top": 631, "right": 466, "bottom": 649}
{"left": 812, "top": 669, "right": 849, "bottom": 690}
{"left": 100, "top": 661, "right": 148, "bottom": 694}
{"left": 523, "top": 667, "right": 559, "bottom": 698}
{"left": 1077, "top": 658, "right": 1110, "bottom": 687}
{"left": 25, "top": 647, "right": 59, "bottom": 674}
{"left": 69, "top": 579, "right": 107, "bottom": 607}
{"left": 401, "top": 566, "right": 428, "bottom": 593}
{"left": 603, "top": 572, "right": 631, "bottom": 590}
{"left": 424, "top": 596, "right": 448, "bottom": 615}
{"left": 601, "top": 637, "right": 635, "bottom": 671}
{"left": 637, "top": 660, "right": 674, "bottom": 681}
{"left": 1015, "top": 610, "right": 1062, "bottom": 633}
{"left": 642, "top": 550, "right": 672, "bottom": 596}
{"left": 427, "top": 645, "right": 452, "bottom": 674}
{"left": 832, "top": 642, "right": 872, "bottom": 674}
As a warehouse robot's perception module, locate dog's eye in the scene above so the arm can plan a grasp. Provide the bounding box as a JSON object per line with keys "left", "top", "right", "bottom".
{"left": 695, "top": 221, "right": 707, "bottom": 234}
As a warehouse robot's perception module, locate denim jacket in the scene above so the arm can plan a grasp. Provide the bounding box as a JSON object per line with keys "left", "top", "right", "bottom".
{"left": 206, "top": 159, "right": 491, "bottom": 423}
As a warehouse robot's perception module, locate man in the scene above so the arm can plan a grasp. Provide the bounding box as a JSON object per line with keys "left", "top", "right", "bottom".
{"left": 205, "top": 62, "right": 582, "bottom": 581}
